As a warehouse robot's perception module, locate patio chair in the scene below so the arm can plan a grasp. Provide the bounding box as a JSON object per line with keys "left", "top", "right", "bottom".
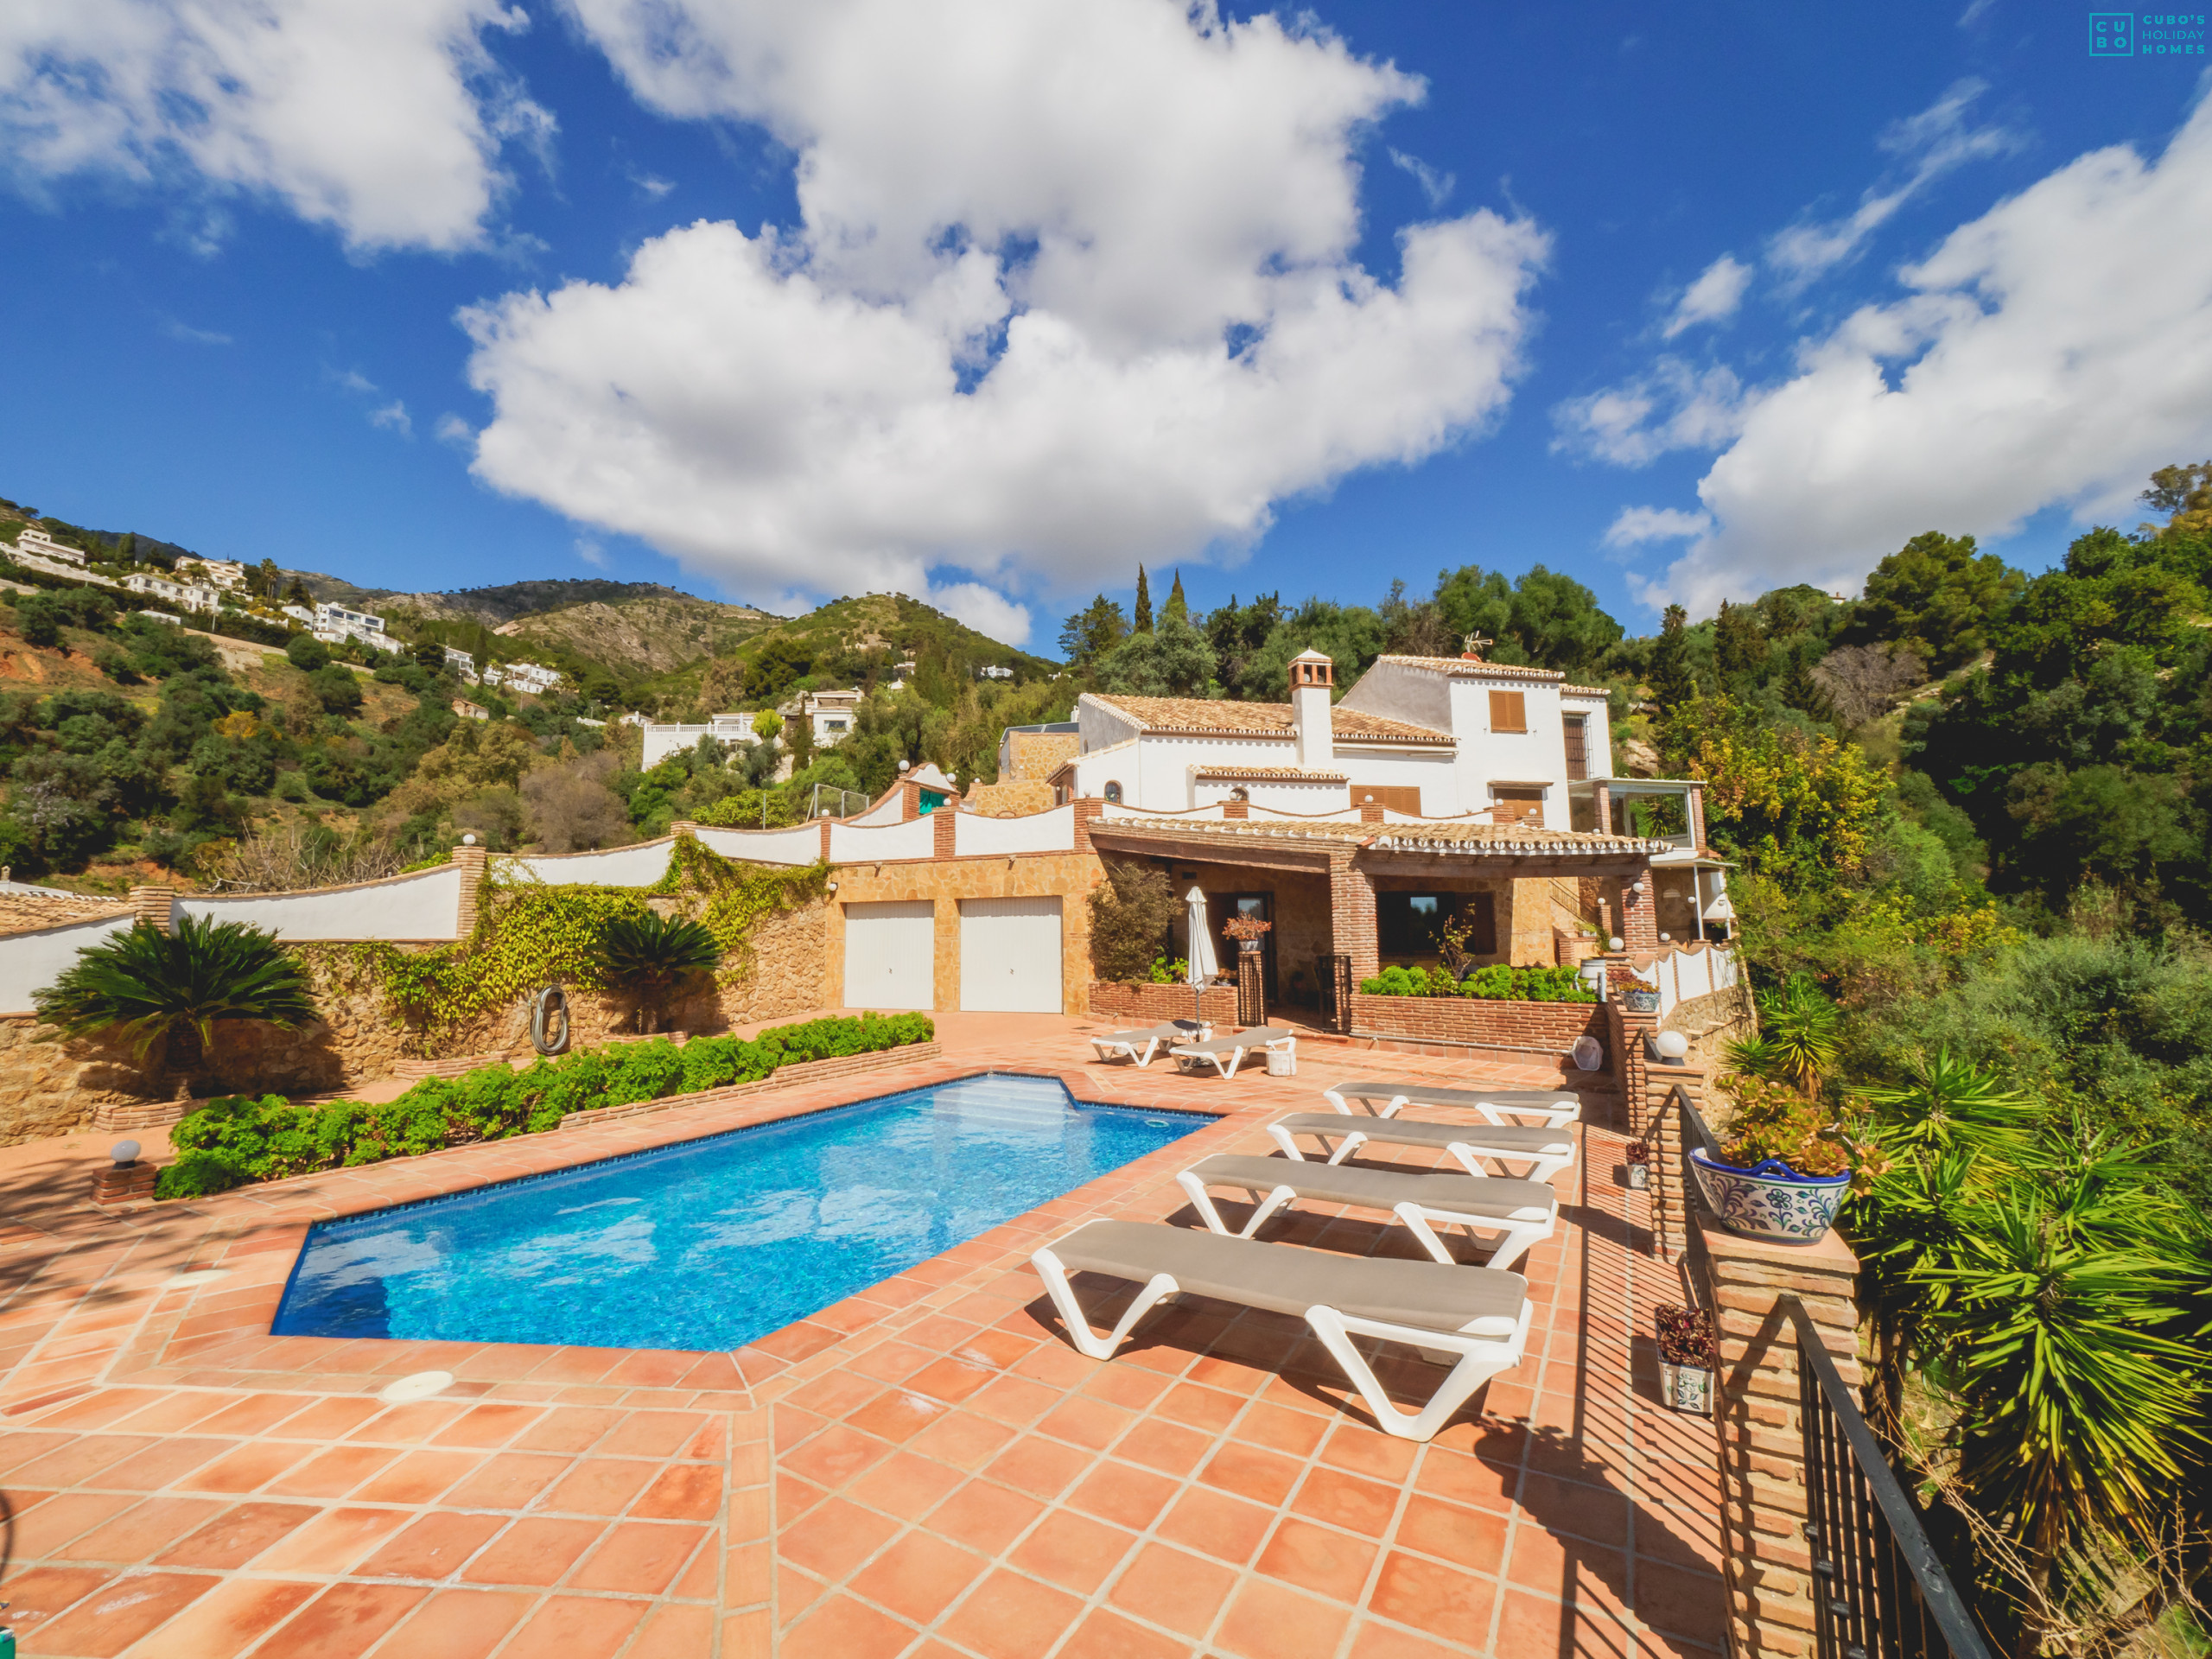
{"left": 1174, "top": 1152, "right": 1556, "bottom": 1271}
{"left": 1167, "top": 1027, "right": 1297, "bottom": 1079}
{"left": 1088, "top": 1020, "right": 1210, "bottom": 1067}
{"left": 1029, "top": 1218, "right": 1531, "bottom": 1441}
{"left": 1268, "top": 1112, "right": 1577, "bottom": 1185}
{"left": 1322, "top": 1079, "right": 1582, "bottom": 1128}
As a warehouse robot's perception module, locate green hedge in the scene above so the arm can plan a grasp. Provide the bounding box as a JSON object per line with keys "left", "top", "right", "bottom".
{"left": 1357, "top": 963, "right": 1597, "bottom": 1002}
{"left": 156, "top": 1011, "right": 934, "bottom": 1200}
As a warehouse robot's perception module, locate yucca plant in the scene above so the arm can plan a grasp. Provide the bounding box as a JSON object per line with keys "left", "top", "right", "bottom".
{"left": 598, "top": 911, "right": 720, "bottom": 1033}
{"left": 35, "top": 914, "right": 317, "bottom": 1093}
{"left": 1754, "top": 976, "right": 1841, "bottom": 1093}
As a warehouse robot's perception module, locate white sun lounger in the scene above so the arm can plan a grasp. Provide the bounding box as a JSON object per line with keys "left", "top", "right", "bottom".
{"left": 1175, "top": 1152, "right": 1557, "bottom": 1271}
{"left": 1168, "top": 1027, "right": 1297, "bottom": 1079}
{"left": 1322, "top": 1079, "right": 1583, "bottom": 1128}
{"left": 1031, "top": 1219, "right": 1531, "bottom": 1440}
{"left": 1089, "top": 1020, "right": 1211, "bottom": 1067}
{"left": 1269, "top": 1112, "right": 1577, "bottom": 1185}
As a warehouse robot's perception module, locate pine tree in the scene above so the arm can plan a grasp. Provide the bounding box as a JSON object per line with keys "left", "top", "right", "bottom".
{"left": 1648, "top": 604, "right": 1697, "bottom": 709}
{"left": 1133, "top": 565, "right": 1154, "bottom": 633}
{"left": 1163, "top": 569, "right": 1189, "bottom": 626}
{"left": 1715, "top": 600, "right": 1764, "bottom": 681}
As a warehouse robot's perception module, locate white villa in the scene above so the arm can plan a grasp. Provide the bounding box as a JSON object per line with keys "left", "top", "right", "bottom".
{"left": 1058, "top": 649, "right": 1615, "bottom": 828}
{"left": 312, "top": 601, "right": 403, "bottom": 654}
{"left": 481, "top": 660, "right": 562, "bottom": 696}
{"left": 11, "top": 526, "right": 86, "bottom": 568}
{"left": 641, "top": 713, "right": 760, "bottom": 768}
{"left": 124, "top": 570, "right": 222, "bottom": 613}
{"left": 781, "top": 688, "right": 860, "bottom": 747}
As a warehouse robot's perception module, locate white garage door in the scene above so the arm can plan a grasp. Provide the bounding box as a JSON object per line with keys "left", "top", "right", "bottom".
{"left": 959, "top": 897, "right": 1065, "bottom": 1014}
{"left": 842, "top": 900, "right": 936, "bottom": 1010}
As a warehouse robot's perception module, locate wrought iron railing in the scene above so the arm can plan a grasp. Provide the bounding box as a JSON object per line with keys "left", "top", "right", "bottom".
{"left": 1783, "top": 1298, "right": 1993, "bottom": 1659}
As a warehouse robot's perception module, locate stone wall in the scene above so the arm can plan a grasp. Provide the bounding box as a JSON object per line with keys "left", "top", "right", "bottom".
{"left": 964, "top": 780, "right": 1056, "bottom": 817}
{"left": 0, "top": 897, "right": 837, "bottom": 1144}
{"left": 1662, "top": 981, "right": 1757, "bottom": 1073}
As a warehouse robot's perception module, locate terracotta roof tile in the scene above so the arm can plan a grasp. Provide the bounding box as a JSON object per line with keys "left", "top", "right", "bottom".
{"left": 1085, "top": 694, "right": 1449, "bottom": 747}
{"left": 0, "top": 892, "right": 133, "bottom": 938}
{"left": 1371, "top": 654, "right": 1565, "bottom": 682}
{"left": 1190, "top": 765, "right": 1348, "bottom": 782}
{"left": 1098, "top": 817, "right": 1669, "bottom": 856}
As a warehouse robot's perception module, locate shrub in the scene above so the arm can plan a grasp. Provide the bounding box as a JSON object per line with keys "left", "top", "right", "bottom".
{"left": 1654, "top": 1305, "right": 1717, "bottom": 1367}
{"left": 1090, "top": 864, "right": 1179, "bottom": 982}
{"left": 1357, "top": 963, "right": 1596, "bottom": 1002}
{"left": 151, "top": 1011, "right": 935, "bottom": 1198}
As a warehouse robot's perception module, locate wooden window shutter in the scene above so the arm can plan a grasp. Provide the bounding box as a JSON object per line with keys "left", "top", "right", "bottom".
{"left": 1488, "top": 690, "right": 1526, "bottom": 732}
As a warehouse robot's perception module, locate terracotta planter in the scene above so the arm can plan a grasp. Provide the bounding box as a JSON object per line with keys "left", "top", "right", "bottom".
{"left": 1688, "top": 1148, "right": 1848, "bottom": 1245}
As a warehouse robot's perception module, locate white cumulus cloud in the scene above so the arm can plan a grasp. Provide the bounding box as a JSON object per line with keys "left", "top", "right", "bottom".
{"left": 1602, "top": 506, "right": 1712, "bottom": 550}
{"left": 369, "top": 400, "right": 413, "bottom": 437}
{"left": 1634, "top": 87, "right": 2212, "bottom": 614}
{"left": 461, "top": 0, "right": 1549, "bottom": 607}
{"left": 926, "top": 581, "right": 1033, "bottom": 648}
{"left": 0, "top": 0, "right": 552, "bottom": 252}
{"left": 1662, "top": 255, "right": 1751, "bottom": 338}
{"left": 1553, "top": 359, "right": 1749, "bottom": 467}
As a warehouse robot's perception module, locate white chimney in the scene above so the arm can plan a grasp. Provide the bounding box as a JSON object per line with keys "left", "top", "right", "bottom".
{"left": 1289, "top": 649, "right": 1335, "bottom": 770}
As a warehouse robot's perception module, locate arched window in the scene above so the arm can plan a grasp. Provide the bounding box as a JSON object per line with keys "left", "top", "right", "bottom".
{"left": 1103, "top": 780, "right": 1123, "bottom": 804}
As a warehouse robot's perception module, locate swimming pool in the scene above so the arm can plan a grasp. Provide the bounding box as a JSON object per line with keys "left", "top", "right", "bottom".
{"left": 271, "top": 1073, "right": 1206, "bottom": 1353}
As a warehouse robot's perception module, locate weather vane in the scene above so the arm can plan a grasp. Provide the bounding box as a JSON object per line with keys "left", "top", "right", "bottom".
{"left": 1461, "top": 632, "right": 1491, "bottom": 658}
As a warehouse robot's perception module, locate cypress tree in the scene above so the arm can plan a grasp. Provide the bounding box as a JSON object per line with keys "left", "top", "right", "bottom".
{"left": 1163, "top": 569, "right": 1189, "bottom": 626}
{"left": 1648, "top": 604, "right": 1697, "bottom": 709}
{"left": 1133, "top": 564, "right": 1154, "bottom": 633}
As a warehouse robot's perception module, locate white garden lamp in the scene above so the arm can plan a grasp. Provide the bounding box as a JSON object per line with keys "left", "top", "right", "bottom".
{"left": 1185, "top": 886, "right": 1218, "bottom": 1027}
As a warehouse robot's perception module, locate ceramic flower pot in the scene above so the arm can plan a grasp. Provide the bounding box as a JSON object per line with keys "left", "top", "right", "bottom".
{"left": 1659, "top": 1362, "right": 1713, "bottom": 1415}
{"left": 1624, "top": 988, "right": 1661, "bottom": 1013}
{"left": 1688, "top": 1148, "right": 1848, "bottom": 1245}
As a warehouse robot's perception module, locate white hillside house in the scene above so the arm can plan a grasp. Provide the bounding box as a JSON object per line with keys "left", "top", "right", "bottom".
{"left": 1058, "top": 648, "right": 1615, "bottom": 828}
{"left": 11, "top": 526, "right": 86, "bottom": 568}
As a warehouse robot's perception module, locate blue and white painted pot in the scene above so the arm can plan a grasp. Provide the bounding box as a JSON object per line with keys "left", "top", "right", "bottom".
{"left": 1688, "top": 1149, "right": 1848, "bottom": 1245}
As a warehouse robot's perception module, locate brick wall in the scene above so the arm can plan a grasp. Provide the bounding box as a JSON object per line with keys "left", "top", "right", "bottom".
{"left": 1089, "top": 980, "right": 1243, "bottom": 1027}
{"left": 1326, "top": 851, "right": 1379, "bottom": 984}
{"left": 1348, "top": 993, "right": 1605, "bottom": 1055}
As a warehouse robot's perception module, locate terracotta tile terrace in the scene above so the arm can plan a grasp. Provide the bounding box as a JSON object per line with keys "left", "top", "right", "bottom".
{"left": 0, "top": 1014, "right": 1724, "bottom": 1658}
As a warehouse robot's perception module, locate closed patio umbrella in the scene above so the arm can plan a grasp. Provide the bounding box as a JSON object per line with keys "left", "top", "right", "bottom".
{"left": 1185, "top": 886, "right": 1218, "bottom": 1028}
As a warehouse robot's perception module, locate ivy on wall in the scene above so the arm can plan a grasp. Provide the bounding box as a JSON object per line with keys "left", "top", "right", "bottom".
{"left": 306, "top": 842, "right": 830, "bottom": 1033}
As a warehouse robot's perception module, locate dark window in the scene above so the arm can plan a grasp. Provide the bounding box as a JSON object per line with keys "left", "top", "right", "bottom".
{"left": 1103, "top": 780, "right": 1122, "bottom": 803}
{"left": 1378, "top": 892, "right": 1496, "bottom": 958}
{"left": 1563, "top": 715, "right": 1586, "bottom": 781}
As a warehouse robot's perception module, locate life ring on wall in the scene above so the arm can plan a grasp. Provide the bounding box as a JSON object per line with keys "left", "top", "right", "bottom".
{"left": 531, "top": 986, "right": 571, "bottom": 1056}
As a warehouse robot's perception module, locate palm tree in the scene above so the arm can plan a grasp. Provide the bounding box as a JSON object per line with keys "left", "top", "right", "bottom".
{"left": 35, "top": 914, "right": 318, "bottom": 1094}
{"left": 598, "top": 912, "right": 720, "bottom": 1033}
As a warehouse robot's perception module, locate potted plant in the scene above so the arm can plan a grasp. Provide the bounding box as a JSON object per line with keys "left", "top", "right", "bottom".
{"left": 1624, "top": 1139, "right": 1650, "bottom": 1189}
{"left": 1688, "top": 1074, "right": 1857, "bottom": 1245}
{"left": 1621, "top": 973, "right": 1661, "bottom": 1014}
{"left": 1224, "top": 914, "right": 1272, "bottom": 953}
{"left": 1655, "top": 1304, "right": 1717, "bottom": 1414}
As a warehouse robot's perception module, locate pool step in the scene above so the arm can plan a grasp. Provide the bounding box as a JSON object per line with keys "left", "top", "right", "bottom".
{"left": 557, "top": 1041, "right": 945, "bottom": 1131}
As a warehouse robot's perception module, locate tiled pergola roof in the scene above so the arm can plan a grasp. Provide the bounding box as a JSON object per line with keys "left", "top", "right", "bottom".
{"left": 1084, "top": 695, "right": 1450, "bottom": 747}
{"left": 1097, "top": 817, "right": 1671, "bottom": 858}
{"left": 1370, "top": 654, "right": 1565, "bottom": 682}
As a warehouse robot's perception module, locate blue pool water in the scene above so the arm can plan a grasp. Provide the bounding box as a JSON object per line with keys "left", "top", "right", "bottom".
{"left": 271, "top": 1073, "right": 1204, "bottom": 1352}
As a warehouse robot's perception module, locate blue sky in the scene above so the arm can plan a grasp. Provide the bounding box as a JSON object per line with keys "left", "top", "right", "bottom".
{"left": 1, "top": 2, "right": 2207, "bottom": 648}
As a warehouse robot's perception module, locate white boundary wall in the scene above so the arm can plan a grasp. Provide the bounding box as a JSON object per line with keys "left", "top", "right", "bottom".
{"left": 830, "top": 817, "right": 935, "bottom": 861}
{"left": 176, "top": 865, "right": 464, "bottom": 941}
{"left": 500, "top": 842, "right": 676, "bottom": 887}
{"left": 0, "top": 913, "right": 137, "bottom": 1013}
{"left": 954, "top": 804, "right": 1075, "bottom": 856}
{"left": 848, "top": 792, "right": 907, "bottom": 826}
{"left": 695, "top": 824, "right": 823, "bottom": 866}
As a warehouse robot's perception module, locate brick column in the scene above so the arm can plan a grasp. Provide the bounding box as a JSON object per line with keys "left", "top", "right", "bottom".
{"left": 128, "top": 886, "right": 175, "bottom": 932}
{"left": 1072, "top": 798, "right": 1105, "bottom": 853}
{"left": 1643, "top": 1059, "right": 1703, "bottom": 1260}
{"left": 451, "top": 844, "right": 489, "bottom": 938}
{"left": 932, "top": 804, "right": 957, "bottom": 859}
{"left": 671, "top": 819, "right": 698, "bottom": 838}
{"left": 1685, "top": 786, "right": 1707, "bottom": 852}
{"left": 1592, "top": 781, "right": 1613, "bottom": 835}
{"left": 92, "top": 1159, "right": 157, "bottom": 1207}
{"left": 1357, "top": 799, "right": 1385, "bottom": 824}
{"left": 1694, "top": 1219, "right": 1865, "bottom": 1659}
{"left": 899, "top": 779, "right": 923, "bottom": 821}
{"left": 1326, "top": 851, "right": 1379, "bottom": 985}
{"left": 1222, "top": 800, "right": 1249, "bottom": 820}
{"left": 1611, "top": 865, "right": 1660, "bottom": 952}
{"left": 820, "top": 818, "right": 834, "bottom": 861}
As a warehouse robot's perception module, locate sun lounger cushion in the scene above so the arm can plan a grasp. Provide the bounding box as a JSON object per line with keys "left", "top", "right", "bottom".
{"left": 1186, "top": 1154, "right": 1554, "bottom": 1224}
{"left": 1274, "top": 1114, "right": 1573, "bottom": 1159}
{"left": 1327, "top": 1081, "right": 1579, "bottom": 1113}
{"left": 1047, "top": 1218, "right": 1527, "bottom": 1336}
{"left": 1172, "top": 1027, "right": 1296, "bottom": 1055}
